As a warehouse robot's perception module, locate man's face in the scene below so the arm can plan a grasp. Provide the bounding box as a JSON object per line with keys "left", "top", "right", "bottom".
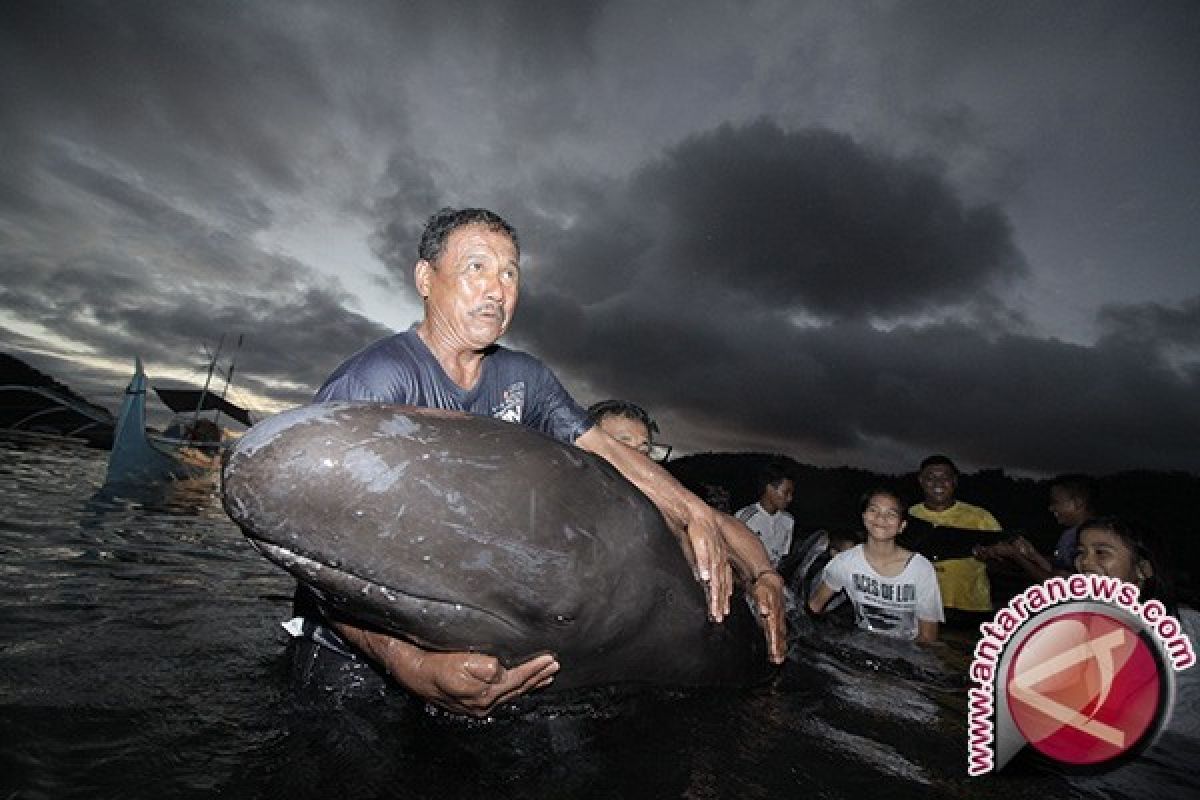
{"left": 1048, "top": 485, "right": 1083, "bottom": 526}
{"left": 918, "top": 464, "right": 957, "bottom": 509}
{"left": 597, "top": 415, "right": 652, "bottom": 456}
{"left": 763, "top": 478, "right": 795, "bottom": 513}
{"left": 416, "top": 224, "right": 520, "bottom": 351}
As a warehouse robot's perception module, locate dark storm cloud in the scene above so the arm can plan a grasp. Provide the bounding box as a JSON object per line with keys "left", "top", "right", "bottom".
{"left": 640, "top": 122, "right": 1024, "bottom": 318}
{"left": 369, "top": 148, "right": 448, "bottom": 281}
{"left": 522, "top": 290, "right": 1200, "bottom": 475}
{"left": 1098, "top": 296, "right": 1200, "bottom": 351}
{"left": 357, "top": 114, "right": 1200, "bottom": 473}
{"left": 40, "top": 153, "right": 276, "bottom": 281}
{"left": 370, "top": 119, "right": 1025, "bottom": 316}
{"left": 0, "top": 1, "right": 400, "bottom": 414}
{"left": 511, "top": 121, "right": 1026, "bottom": 322}
{"left": 0, "top": 0, "right": 327, "bottom": 194}
{"left": 105, "top": 286, "right": 390, "bottom": 406}
{"left": 1, "top": 142, "right": 387, "bottom": 417}
{"left": 480, "top": 120, "right": 1194, "bottom": 474}
{"left": 4, "top": 250, "right": 388, "bottom": 415}
{"left": 1, "top": 1, "right": 1196, "bottom": 477}
{"left": 500, "top": 118, "right": 1018, "bottom": 344}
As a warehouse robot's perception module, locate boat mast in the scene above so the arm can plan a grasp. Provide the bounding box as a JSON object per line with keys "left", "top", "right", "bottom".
{"left": 194, "top": 334, "right": 225, "bottom": 426}
{"left": 217, "top": 334, "right": 244, "bottom": 409}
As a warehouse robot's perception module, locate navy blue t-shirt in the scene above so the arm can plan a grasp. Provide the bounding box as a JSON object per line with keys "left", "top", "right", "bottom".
{"left": 314, "top": 328, "right": 591, "bottom": 444}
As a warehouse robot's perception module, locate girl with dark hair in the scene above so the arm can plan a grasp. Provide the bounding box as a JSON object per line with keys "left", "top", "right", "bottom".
{"left": 808, "top": 488, "right": 944, "bottom": 643}
{"left": 1075, "top": 516, "right": 1175, "bottom": 612}
{"left": 1072, "top": 517, "right": 1199, "bottom": 795}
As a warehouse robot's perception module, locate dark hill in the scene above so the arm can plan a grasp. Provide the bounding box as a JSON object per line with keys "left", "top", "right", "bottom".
{"left": 0, "top": 353, "right": 114, "bottom": 447}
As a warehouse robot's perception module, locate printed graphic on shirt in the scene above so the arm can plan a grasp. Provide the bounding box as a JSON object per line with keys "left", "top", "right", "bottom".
{"left": 851, "top": 572, "right": 918, "bottom": 635}
{"left": 492, "top": 381, "right": 525, "bottom": 424}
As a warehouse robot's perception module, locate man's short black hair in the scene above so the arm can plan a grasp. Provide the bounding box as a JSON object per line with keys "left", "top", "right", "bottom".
{"left": 756, "top": 460, "right": 793, "bottom": 497}
{"left": 585, "top": 399, "right": 659, "bottom": 436}
{"left": 919, "top": 454, "right": 958, "bottom": 474}
{"left": 417, "top": 207, "right": 520, "bottom": 263}
{"left": 1051, "top": 473, "right": 1094, "bottom": 508}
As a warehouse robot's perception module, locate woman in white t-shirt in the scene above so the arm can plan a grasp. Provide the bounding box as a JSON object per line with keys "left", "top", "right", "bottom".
{"left": 808, "top": 488, "right": 945, "bottom": 643}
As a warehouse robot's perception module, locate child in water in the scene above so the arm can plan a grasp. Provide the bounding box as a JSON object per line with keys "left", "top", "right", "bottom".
{"left": 1075, "top": 518, "right": 1195, "bottom": 687}
{"left": 808, "top": 488, "right": 944, "bottom": 643}
{"left": 1075, "top": 516, "right": 1180, "bottom": 614}
{"left": 1070, "top": 516, "right": 1199, "bottom": 790}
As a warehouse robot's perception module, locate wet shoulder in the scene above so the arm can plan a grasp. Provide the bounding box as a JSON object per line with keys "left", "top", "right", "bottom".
{"left": 486, "top": 344, "right": 553, "bottom": 382}
{"left": 315, "top": 332, "right": 419, "bottom": 402}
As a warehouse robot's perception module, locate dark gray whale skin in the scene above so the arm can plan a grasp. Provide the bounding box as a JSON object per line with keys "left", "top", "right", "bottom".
{"left": 222, "top": 402, "right": 769, "bottom": 692}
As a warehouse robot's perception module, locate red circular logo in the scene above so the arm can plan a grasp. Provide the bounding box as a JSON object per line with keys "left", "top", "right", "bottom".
{"left": 1005, "top": 611, "right": 1163, "bottom": 766}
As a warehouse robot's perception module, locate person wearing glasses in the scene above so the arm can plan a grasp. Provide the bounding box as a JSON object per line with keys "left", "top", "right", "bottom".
{"left": 586, "top": 398, "right": 788, "bottom": 647}
{"left": 585, "top": 399, "right": 671, "bottom": 462}
{"left": 808, "top": 488, "right": 943, "bottom": 643}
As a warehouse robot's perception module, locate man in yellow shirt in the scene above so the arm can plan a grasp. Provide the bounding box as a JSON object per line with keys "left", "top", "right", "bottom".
{"left": 908, "top": 455, "right": 1001, "bottom": 621}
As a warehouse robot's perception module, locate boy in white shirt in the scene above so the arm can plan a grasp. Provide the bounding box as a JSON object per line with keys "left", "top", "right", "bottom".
{"left": 734, "top": 462, "right": 795, "bottom": 569}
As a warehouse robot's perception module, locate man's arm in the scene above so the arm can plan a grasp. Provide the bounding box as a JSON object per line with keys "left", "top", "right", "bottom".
{"left": 576, "top": 426, "right": 732, "bottom": 622}
{"left": 975, "top": 535, "right": 1056, "bottom": 582}
{"left": 716, "top": 512, "right": 787, "bottom": 663}
{"left": 808, "top": 582, "right": 838, "bottom": 615}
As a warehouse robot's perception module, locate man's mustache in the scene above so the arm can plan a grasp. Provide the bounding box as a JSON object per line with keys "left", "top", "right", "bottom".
{"left": 469, "top": 303, "right": 507, "bottom": 324}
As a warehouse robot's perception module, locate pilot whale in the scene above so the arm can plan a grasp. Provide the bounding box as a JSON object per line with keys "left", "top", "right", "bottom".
{"left": 222, "top": 402, "right": 769, "bottom": 692}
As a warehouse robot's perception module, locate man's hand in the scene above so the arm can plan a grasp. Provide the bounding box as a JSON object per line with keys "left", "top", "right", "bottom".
{"left": 973, "top": 540, "right": 1016, "bottom": 561}
{"left": 576, "top": 425, "right": 734, "bottom": 622}
{"left": 678, "top": 502, "right": 734, "bottom": 622}
{"left": 748, "top": 570, "right": 788, "bottom": 664}
{"left": 410, "top": 649, "right": 559, "bottom": 717}
{"left": 332, "top": 621, "right": 559, "bottom": 717}
{"left": 712, "top": 510, "right": 787, "bottom": 662}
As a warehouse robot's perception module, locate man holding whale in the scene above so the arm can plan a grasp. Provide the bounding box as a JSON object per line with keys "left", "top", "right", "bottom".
{"left": 292, "top": 207, "right": 786, "bottom": 716}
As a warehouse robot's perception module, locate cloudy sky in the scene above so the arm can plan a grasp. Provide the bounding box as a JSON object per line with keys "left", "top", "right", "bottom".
{"left": 2, "top": 0, "right": 1197, "bottom": 476}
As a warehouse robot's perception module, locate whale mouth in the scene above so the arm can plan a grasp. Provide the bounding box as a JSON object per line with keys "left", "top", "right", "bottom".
{"left": 251, "top": 540, "right": 525, "bottom": 637}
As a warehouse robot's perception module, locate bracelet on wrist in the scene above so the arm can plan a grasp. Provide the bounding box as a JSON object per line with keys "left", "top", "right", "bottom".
{"left": 751, "top": 567, "right": 778, "bottom": 585}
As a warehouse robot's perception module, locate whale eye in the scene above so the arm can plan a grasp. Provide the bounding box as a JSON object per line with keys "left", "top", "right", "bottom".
{"left": 552, "top": 614, "right": 575, "bottom": 626}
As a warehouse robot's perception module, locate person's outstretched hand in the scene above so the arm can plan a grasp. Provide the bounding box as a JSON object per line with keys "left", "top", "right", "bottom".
{"left": 411, "top": 650, "right": 560, "bottom": 717}
{"left": 678, "top": 503, "right": 734, "bottom": 622}
{"left": 332, "top": 621, "right": 559, "bottom": 717}
{"left": 748, "top": 570, "right": 788, "bottom": 664}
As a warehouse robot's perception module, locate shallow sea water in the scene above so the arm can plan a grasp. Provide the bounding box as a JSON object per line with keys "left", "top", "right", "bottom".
{"left": 0, "top": 437, "right": 1194, "bottom": 799}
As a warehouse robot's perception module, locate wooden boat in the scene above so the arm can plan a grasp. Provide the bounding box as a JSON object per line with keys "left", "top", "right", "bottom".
{"left": 104, "top": 347, "right": 255, "bottom": 486}
{"left": 0, "top": 353, "right": 115, "bottom": 447}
